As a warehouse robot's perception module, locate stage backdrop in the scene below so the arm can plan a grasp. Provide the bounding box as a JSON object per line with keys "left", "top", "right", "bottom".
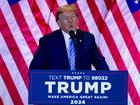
{"left": 0, "top": 0, "right": 140, "bottom": 105}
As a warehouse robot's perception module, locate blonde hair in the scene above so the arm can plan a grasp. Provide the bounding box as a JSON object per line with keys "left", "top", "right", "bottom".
{"left": 56, "top": 4, "right": 77, "bottom": 21}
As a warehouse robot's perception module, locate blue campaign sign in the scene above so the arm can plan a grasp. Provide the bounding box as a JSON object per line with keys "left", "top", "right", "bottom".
{"left": 28, "top": 70, "right": 128, "bottom": 105}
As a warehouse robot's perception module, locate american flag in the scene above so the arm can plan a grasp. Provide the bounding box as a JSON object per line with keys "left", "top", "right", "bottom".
{"left": 0, "top": 0, "right": 140, "bottom": 105}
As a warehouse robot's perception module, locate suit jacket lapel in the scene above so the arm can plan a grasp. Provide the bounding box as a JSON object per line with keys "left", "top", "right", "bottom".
{"left": 56, "top": 29, "right": 70, "bottom": 69}
{"left": 76, "top": 30, "right": 84, "bottom": 69}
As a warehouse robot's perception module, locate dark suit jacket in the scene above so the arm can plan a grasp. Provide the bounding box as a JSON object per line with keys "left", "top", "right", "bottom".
{"left": 29, "top": 29, "right": 109, "bottom": 70}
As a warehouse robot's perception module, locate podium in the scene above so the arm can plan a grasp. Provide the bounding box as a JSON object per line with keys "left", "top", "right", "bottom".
{"left": 29, "top": 70, "right": 128, "bottom": 105}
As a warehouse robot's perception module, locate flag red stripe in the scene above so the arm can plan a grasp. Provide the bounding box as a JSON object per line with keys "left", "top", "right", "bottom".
{"left": 87, "top": 0, "right": 139, "bottom": 102}
{"left": 28, "top": 0, "right": 52, "bottom": 35}
{"left": 128, "top": 75, "right": 140, "bottom": 105}
{"left": 75, "top": 3, "right": 89, "bottom": 32}
{"left": 46, "top": 0, "right": 60, "bottom": 31}
{"left": 11, "top": 3, "right": 38, "bottom": 54}
{"left": 133, "top": 11, "right": 140, "bottom": 30}
{"left": 45, "top": 0, "right": 58, "bottom": 17}
{"left": 0, "top": 10, "right": 28, "bottom": 88}
{"left": 112, "top": 1, "right": 140, "bottom": 73}
{"left": 104, "top": 0, "right": 115, "bottom": 10}
{"left": 86, "top": 0, "right": 126, "bottom": 69}
{"left": 0, "top": 64, "right": 2, "bottom": 74}
{"left": 0, "top": 56, "right": 24, "bottom": 105}
{"left": 75, "top": 2, "right": 104, "bottom": 55}
{"left": 0, "top": 97, "right": 3, "bottom": 105}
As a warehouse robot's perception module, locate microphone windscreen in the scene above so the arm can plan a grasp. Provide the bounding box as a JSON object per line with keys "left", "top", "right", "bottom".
{"left": 69, "top": 30, "right": 75, "bottom": 38}
{"left": 69, "top": 30, "right": 77, "bottom": 48}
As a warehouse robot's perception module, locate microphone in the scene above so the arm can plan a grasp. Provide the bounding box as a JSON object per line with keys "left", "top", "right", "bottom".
{"left": 69, "top": 30, "right": 77, "bottom": 70}
{"left": 69, "top": 30, "right": 77, "bottom": 48}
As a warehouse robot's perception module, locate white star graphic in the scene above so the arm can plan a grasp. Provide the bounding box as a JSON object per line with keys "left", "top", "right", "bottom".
{"left": 134, "top": 0, "right": 139, "bottom": 4}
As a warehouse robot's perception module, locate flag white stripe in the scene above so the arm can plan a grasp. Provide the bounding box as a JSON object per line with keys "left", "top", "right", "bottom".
{"left": 77, "top": 0, "right": 100, "bottom": 40}
{"left": 94, "top": 0, "right": 120, "bottom": 70}
{"left": 95, "top": 2, "right": 139, "bottom": 102}
{"left": 105, "top": 11, "right": 140, "bottom": 96}
{"left": 0, "top": 33, "right": 28, "bottom": 105}
{"left": 128, "top": 94, "right": 134, "bottom": 105}
{"left": 56, "top": 0, "right": 67, "bottom": 6}
{"left": 99, "top": 34, "right": 118, "bottom": 70}
{"left": 117, "top": 0, "right": 140, "bottom": 53}
{"left": 95, "top": 0, "right": 108, "bottom": 20}
{"left": 77, "top": 0, "right": 117, "bottom": 70}
{"left": 19, "top": 0, "right": 43, "bottom": 45}
{"left": 0, "top": 76, "right": 14, "bottom": 105}
{"left": 0, "top": 0, "right": 32, "bottom": 67}
{"left": 35, "top": 0, "right": 59, "bottom": 31}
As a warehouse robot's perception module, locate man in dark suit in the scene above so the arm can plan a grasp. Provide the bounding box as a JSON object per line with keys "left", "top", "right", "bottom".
{"left": 29, "top": 4, "right": 109, "bottom": 70}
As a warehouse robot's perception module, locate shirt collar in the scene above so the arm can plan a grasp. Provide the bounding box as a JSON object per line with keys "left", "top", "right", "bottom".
{"left": 62, "top": 30, "right": 70, "bottom": 41}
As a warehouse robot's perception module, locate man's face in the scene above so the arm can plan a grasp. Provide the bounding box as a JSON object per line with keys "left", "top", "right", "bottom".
{"left": 57, "top": 11, "right": 78, "bottom": 33}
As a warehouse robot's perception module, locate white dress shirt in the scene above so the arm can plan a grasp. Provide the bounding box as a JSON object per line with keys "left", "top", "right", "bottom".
{"left": 62, "top": 30, "right": 71, "bottom": 59}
